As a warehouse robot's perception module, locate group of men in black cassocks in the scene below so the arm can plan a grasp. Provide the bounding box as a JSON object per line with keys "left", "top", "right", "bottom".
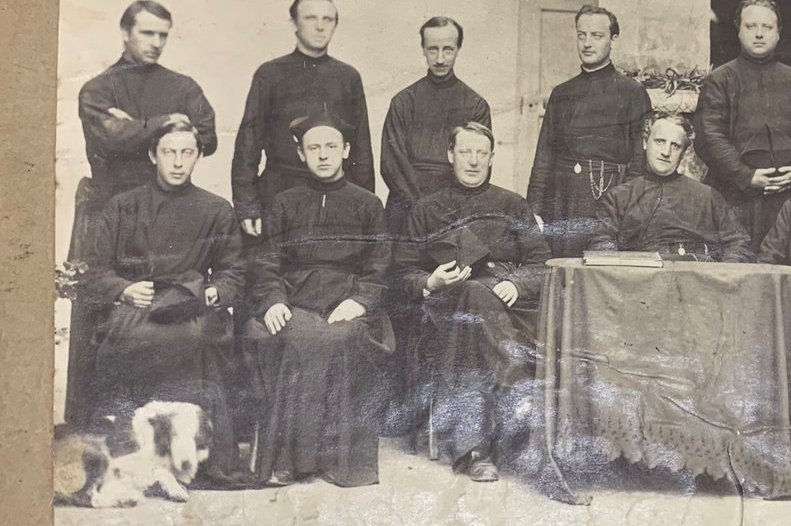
{"left": 64, "top": 0, "right": 791, "bottom": 489}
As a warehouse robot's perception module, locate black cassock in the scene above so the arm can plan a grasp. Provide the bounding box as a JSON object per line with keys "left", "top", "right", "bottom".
{"left": 85, "top": 183, "right": 244, "bottom": 477}
{"left": 243, "top": 178, "right": 393, "bottom": 487}
{"left": 588, "top": 172, "right": 755, "bottom": 262}
{"left": 760, "top": 198, "right": 791, "bottom": 265}
{"left": 398, "top": 181, "right": 551, "bottom": 466}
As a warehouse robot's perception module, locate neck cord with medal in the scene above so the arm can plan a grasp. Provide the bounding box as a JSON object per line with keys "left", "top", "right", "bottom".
{"left": 573, "top": 160, "right": 617, "bottom": 200}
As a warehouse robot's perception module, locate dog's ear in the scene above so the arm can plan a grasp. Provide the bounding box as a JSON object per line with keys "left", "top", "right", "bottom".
{"left": 148, "top": 414, "right": 173, "bottom": 457}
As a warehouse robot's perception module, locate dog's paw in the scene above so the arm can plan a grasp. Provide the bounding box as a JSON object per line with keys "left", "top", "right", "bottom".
{"left": 166, "top": 483, "right": 190, "bottom": 503}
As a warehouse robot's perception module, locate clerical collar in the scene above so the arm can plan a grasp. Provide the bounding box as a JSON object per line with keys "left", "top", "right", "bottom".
{"left": 151, "top": 180, "right": 195, "bottom": 196}
{"left": 293, "top": 48, "right": 331, "bottom": 64}
{"left": 645, "top": 170, "right": 681, "bottom": 183}
{"left": 738, "top": 50, "right": 776, "bottom": 68}
{"left": 115, "top": 55, "right": 160, "bottom": 73}
{"left": 427, "top": 70, "right": 458, "bottom": 88}
{"left": 580, "top": 61, "right": 615, "bottom": 77}
{"left": 451, "top": 176, "right": 490, "bottom": 195}
{"left": 307, "top": 175, "right": 347, "bottom": 192}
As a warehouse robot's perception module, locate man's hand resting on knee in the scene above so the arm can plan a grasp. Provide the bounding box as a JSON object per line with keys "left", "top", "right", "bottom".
{"left": 264, "top": 303, "right": 292, "bottom": 335}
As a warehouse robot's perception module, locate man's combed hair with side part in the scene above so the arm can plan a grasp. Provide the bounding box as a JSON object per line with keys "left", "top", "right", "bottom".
{"left": 575, "top": 4, "right": 620, "bottom": 37}
{"left": 448, "top": 122, "right": 495, "bottom": 151}
{"left": 120, "top": 0, "right": 173, "bottom": 30}
{"left": 149, "top": 121, "right": 205, "bottom": 156}
{"left": 420, "top": 16, "right": 464, "bottom": 48}
{"left": 734, "top": 0, "right": 783, "bottom": 32}
{"left": 642, "top": 110, "right": 695, "bottom": 148}
{"left": 289, "top": 0, "right": 339, "bottom": 23}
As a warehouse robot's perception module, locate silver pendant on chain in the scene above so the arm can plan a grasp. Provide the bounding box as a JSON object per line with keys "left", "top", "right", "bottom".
{"left": 573, "top": 162, "right": 582, "bottom": 174}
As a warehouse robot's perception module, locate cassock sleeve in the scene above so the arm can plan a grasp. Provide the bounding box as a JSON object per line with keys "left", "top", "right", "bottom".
{"left": 78, "top": 78, "right": 173, "bottom": 157}
{"left": 231, "top": 70, "right": 269, "bottom": 221}
{"left": 381, "top": 96, "right": 421, "bottom": 203}
{"left": 527, "top": 89, "right": 558, "bottom": 220}
{"left": 625, "top": 87, "right": 652, "bottom": 178}
{"left": 208, "top": 203, "right": 246, "bottom": 306}
{"left": 397, "top": 201, "right": 434, "bottom": 301}
{"left": 347, "top": 74, "right": 375, "bottom": 193}
{"left": 184, "top": 79, "right": 218, "bottom": 157}
{"left": 249, "top": 198, "right": 290, "bottom": 317}
{"left": 84, "top": 199, "right": 135, "bottom": 306}
{"left": 695, "top": 73, "right": 756, "bottom": 191}
{"left": 474, "top": 96, "right": 492, "bottom": 129}
{"left": 712, "top": 191, "right": 754, "bottom": 262}
{"left": 348, "top": 200, "right": 390, "bottom": 311}
{"left": 759, "top": 199, "right": 791, "bottom": 264}
{"left": 508, "top": 203, "right": 552, "bottom": 302}
{"left": 588, "top": 190, "right": 621, "bottom": 252}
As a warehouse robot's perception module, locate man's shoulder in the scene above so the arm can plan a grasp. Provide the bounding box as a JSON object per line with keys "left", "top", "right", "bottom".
{"left": 487, "top": 184, "right": 526, "bottom": 204}
{"left": 81, "top": 63, "right": 198, "bottom": 92}
{"left": 454, "top": 76, "right": 489, "bottom": 104}
{"left": 255, "top": 52, "right": 360, "bottom": 75}
{"left": 610, "top": 68, "right": 647, "bottom": 92}
{"left": 190, "top": 185, "right": 234, "bottom": 209}
{"left": 706, "top": 58, "right": 744, "bottom": 83}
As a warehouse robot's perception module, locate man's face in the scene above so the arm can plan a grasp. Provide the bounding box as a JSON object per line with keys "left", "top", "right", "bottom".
{"left": 422, "top": 25, "right": 460, "bottom": 78}
{"left": 293, "top": 0, "right": 338, "bottom": 54}
{"left": 123, "top": 10, "right": 171, "bottom": 64}
{"left": 739, "top": 5, "right": 780, "bottom": 60}
{"left": 297, "top": 126, "right": 349, "bottom": 181}
{"left": 576, "top": 14, "right": 614, "bottom": 69}
{"left": 644, "top": 119, "right": 687, "bottom": 177}
{"left": 150, "top": 132, "right": 201, "bottom": 188}
{"left": 448, "top": 130, "right": 494, "bottom": 188}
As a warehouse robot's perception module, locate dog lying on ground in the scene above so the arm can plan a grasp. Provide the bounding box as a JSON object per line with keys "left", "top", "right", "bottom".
{"left": 54, "top": 401, "right": 213, "bottom": 508}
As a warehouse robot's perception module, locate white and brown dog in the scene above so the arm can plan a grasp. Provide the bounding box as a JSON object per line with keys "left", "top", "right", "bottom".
{"left": 54, "top": 401, "right": 212, "bottom": 508}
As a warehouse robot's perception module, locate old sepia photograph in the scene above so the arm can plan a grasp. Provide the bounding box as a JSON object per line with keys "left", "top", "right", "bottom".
{"left": 51, "top": 0, "right": 791, "bottom": 524}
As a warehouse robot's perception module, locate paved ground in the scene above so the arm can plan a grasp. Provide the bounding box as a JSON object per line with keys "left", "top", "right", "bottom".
{"left": 55, "top": 437, "right": 791, "bottom": 526}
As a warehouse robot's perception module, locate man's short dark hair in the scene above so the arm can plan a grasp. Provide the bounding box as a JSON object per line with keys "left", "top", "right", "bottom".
{"left": 420, "top": 16, "right": 464, "bottom": 48}
{"left": 575, "top": 5, "right": 620, "bottom": 38}
{"left": 734, "top": 0, "right": 783, "bottom": 32}
{"left": 642, "top": 110, "right": 695, "bottom": 149}
{"left": 448, "top": 122, "right": 495, "bottom": 151}
{"left": 289, "top": 0, "right": 339, "bottom": 23}
{"left": 149, "top": 121, "right": 204, "bottom": 156}
{"left": 120, "top": 1, "right": 172, "bottom": 31}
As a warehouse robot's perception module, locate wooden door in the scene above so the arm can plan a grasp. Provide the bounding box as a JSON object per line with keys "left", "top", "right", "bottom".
{"left": 514, "top": 0, "right": 595, "bottom": 196}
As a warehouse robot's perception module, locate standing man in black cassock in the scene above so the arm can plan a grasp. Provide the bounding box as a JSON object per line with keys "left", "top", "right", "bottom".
{"left": 231, "top": 0, "right": 375, "bottom": 236}
{"left": 381, "top": 16, "right": 491, "bottom": 234}
{"left": 695, "top": 0, "right": 791, "bottom": 251}
{"left": 243, "top": 110, "right": 392, "bottom": 488}
{"left": 398, "top": 123, "right": 551, "bottom": 482}
{"left": 527, "top": 5, "right": 651, "bottom": 257}
{"left": 66, "top": 0, "right": 217, "bottom": 428}
{"left": 86, "top": 122, "right": 244, "bottom": 483}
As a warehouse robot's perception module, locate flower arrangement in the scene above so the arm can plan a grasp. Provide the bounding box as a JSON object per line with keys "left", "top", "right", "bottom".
{"left": 620, "top": 67, "right": 708, "bottom": 115}
{"left": 55, "top": 261, "right": 88, "bottom": 300}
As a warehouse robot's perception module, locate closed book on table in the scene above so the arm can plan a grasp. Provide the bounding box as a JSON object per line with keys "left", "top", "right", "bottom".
{"left": 582, "top": 250, "right": 664, "bottom": 268}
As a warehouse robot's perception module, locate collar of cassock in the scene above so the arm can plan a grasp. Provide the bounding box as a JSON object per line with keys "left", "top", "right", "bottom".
{"left": 579, "top": 61, "right": 616, "bottom": 79}
{"left": 645, "top": 170, "right": 682, "bottom": 184}
{"left": 307, "top": 175, "right": 347, "bottom": 192}
{"left": 450, "top": 177, "right": 491, "bottom": 196}
{"left": 150, "top": 180, "right": 195, "bottom": 197}
{"left": 738, "top": 50, "right": 777, "bottom": 69}
{"left": 114, "top": 55, "right": 161, "bottom": 74}
{"left": 292, "top": 48, "right": 331, "bottom": 65}
{"left": 427, "top": 70, "right": 459, "bottom": 88}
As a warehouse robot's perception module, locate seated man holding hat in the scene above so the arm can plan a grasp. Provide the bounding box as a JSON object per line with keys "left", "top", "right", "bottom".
{"left": 588, "top": 111, "right": 754, "bottom": 262}
{"left": 397, "top": 122, "right": 551, "bottom": 482}
{"left": 243, "top": 108, "right": 393, "bottom": 488}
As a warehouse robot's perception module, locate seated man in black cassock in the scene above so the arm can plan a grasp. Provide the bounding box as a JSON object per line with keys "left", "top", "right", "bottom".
{"left": 759, "top": 198, "right": 791, "bottom": 264}
{"left": 588, "top": 111, "right": 755, "bottom": 262}
{"left": 243, "top": 110, "right": 392, "bottom": 488}
{"left": 397, "top": 122, "right": 551, "bottom": 482}
{"left": 85, "top": 121, "right": 245, "bottom": 483}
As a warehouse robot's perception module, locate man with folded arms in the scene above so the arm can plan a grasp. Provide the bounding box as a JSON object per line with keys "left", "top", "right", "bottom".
{"left": 398, "top": 122, "right": 551, "bottom": 482}
{"left": 85, "top": 122, "right": 244, "bottom": 484}
{"left": 67, "top": 0, "right": 217, "bottom": 428}
{"left": 243, "top": 110, "right": 391, "bottom": 488}
{"left": 589, "top": 112, "right": 754, "bottom": 262}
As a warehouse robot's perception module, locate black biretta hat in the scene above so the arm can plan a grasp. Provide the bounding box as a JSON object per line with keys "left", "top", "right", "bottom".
{"left": 289, "top": 105, "right": 354, "bottom": 144}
